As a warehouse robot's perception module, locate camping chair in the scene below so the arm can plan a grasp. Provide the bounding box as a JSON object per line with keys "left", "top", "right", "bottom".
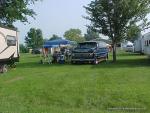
{"left": 40, "top": 48, "right": 53, "bottom": 64}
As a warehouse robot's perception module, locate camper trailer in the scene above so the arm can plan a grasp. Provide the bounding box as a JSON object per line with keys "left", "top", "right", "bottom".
{"left": 121, "top": 41, "right": 134, "bottom": 52}
{"left": 0, "top": 26, "right": 19, "bottom": 73}
{"left": 142, "top": 32, "right": 150, "bottom": 57}
{"left": 134, "top": 32, "right": 150, "bottom": 56}
{"left": 134, "top": 38, "right": 143, "bottom": 53}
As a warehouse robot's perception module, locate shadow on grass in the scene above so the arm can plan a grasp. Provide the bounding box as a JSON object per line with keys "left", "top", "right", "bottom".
{"left": 17, "top": 57, "right": 150, "bottom": 69}
{"left": 117, "top": 52, "right": 143, "bottom": 57}
{"left": 92, "top": 58, "right": 150, "bottom": 69}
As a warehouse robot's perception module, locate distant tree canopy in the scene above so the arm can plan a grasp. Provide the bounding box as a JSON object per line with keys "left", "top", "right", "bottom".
{"left": 85, "top": 0, "right": 150, "bottom": 62}
{"left": 19, "top": 44, "right": 28, "bottom": 53}
{"left": 64, "top": 29, "right": 85, "bottom": 43}
{"left": 0, "top": 0, "right": 40, "bottom": 27}
{"left": 25, "top": 28, "right": 43, "bottom": 49}
{"left": 84, "top": 27, "right": 99, "bottom": 41}
{"left": 49, "top": 34, "right": 62, "bottom": 41}
{"left": 126, "top": 24, "right": 141, "bottom": 42}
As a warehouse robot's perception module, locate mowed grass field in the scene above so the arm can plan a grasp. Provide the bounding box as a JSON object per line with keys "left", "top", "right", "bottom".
{"left": 0, "top": 51, "right": 150, "bottom": 113}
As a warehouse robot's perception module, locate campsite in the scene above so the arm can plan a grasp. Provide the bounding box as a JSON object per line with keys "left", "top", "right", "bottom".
{"left": 1, "top": 0, "right": 150, "bottom": 113}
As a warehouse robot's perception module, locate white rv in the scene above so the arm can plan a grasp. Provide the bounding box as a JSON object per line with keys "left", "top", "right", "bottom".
{"left": 142, "top": 32, "right": 150, "bottom": 56}
{"left": 134, "top": 32, "right": 150, "bottom": 56}
{"left": 134, "top": 37, "right": 144, "bottom": 53}
{"left": 121, "top": 41, "right": 134, "bottom": 52}
{"left": 0, "top": 26, "right": 19, "bottom": 73}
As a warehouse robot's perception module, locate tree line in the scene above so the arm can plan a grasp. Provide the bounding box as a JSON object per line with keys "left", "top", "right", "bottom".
{"left": 20, "top": 27, "right": 100, "bottom": 53}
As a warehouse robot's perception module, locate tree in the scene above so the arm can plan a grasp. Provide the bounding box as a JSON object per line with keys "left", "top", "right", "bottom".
{"left": 19, "top": 44, "right": 28, "bottom": 53}
{"left": 85, "top": 0, "right": 150, "bottom": 62}
{"left": 84, "top": 27, "right": 99, "bottom": 41}
{"left": 49, "top": 34, "right": 62, "bottom": 41}
{"left": 126, "top": 24, "right": 141, "bottom": 42}
{"left": 0, "top": 0, "right": 40, "bottom": 27}
{"left": 64, "top": 29, "right": 85, "bottom": 43}
{"left": 25, "top": 28, "right": 43, "bottom": 49}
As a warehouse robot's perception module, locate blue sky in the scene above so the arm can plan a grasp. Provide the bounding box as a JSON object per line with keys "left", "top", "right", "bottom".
{"left": 15, "top": 0, "right": 92, "bottom": 43}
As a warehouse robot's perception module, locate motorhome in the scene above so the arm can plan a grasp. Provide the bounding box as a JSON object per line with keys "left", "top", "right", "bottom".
{"left": 134, "top": 37, "right": 143, "bottom": 53}
{"left": 142, "top": 32, "right": 150, "bottom": 56}
{"left": 134, "top": 32, "right": 150, "bottom": 56}
{"left": 0, "top": 26, "right": 19, "bottom": 73}
{"left": 121, "top": 41, "right": 134, "bottom": 52}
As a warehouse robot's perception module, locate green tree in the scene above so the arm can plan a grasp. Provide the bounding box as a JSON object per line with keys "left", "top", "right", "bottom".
{"left": 85, "top": 0, "right": 150, "bottom": 62}
{"left": 64, "top": 29, "right": 85, "bottom": 43}
{"left": 25, "top": 28, "right": 43, "bottom": 49}
{"left": 84, "top": 27, "right": 99, "bottom": 41}
{"left": 126, "top": 24, "right": 141, "bottom": 42}
{"left": 0, "top": 0, "right": 40, "bottom": 27}
{"left": 49, "top": 34, "right": 62, "bottom": 41}
{"left": 19, "top": 44, "right": 28, "bottom": 53}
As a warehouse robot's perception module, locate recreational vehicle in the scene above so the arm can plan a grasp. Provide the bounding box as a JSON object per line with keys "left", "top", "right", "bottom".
{"left": 0, "top": 26, "right": 19, "bottom": 73}
{"left": 134, "top": 37, "right": 143, "bottom": 53}
{"left": 121, "top": 41, "right": 134, "bottom": 52}
{"left": 142, "top": 32, "right": 150, "bottom": 56}
{"left": 134, "top": 32, "right": 150, "bottom": 56}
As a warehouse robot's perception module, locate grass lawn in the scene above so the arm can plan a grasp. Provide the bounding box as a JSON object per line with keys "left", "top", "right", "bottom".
{"left": 0, "top": 51, "right": 150, "bottom": 113}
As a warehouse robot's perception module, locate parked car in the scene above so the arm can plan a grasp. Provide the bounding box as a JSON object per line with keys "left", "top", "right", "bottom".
{"left": 125, "top": 45, "right": 134, "bottom": 52}
{"left": 32, "top": 48, "right": 42, "bottom": 54}
{"left": 71, "top": 41, "right": 109, "bottom": 64}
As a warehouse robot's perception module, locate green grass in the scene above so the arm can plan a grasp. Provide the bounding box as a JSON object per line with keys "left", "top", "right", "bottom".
{"left": 0, "top": 51, "right": 150, "bottom": 113}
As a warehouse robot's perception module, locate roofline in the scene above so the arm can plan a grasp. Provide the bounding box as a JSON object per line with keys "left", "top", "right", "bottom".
{"left": 0, "top": 25, "right": 18, "bottom": 31}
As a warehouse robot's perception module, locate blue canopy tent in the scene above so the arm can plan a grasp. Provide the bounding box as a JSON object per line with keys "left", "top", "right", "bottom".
{"left": 43, "top": 39, "right": 72, "bottom": 48}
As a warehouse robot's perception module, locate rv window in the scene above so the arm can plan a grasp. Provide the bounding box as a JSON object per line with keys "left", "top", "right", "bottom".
{"left": 149, "top": 40, "right": 150, "bottom": 45}
{"left": 7, "top": 36, "right": 16, "bottom": 46}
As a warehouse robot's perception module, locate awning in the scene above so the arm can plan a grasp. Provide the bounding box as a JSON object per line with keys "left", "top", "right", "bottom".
{"left": 43, "top": 39, "right": 73, "bottom": 48}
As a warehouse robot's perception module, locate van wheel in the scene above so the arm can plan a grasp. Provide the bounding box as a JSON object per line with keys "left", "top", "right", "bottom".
{"left": 93, "top": 59, "right": 99, "bottom": 65}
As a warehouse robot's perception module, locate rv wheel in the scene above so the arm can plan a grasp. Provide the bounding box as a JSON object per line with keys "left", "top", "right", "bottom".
{"left": 10, "top": 63, "right": 16, "bottom": 68}
{"left": 1, "top": 65, "right": 8, "bottom": 73}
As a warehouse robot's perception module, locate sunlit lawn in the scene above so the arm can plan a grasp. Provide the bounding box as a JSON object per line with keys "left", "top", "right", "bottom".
{"left": 0, "top": 51, "right": 150, "bottom": 113}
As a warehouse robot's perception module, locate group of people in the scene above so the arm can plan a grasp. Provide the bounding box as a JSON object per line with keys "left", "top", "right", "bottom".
{"left": 41, "top": 47, "right": 72, "bottom": 64}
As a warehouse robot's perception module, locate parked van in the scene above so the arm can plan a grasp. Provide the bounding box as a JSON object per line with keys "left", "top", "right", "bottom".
{"left": 71, "top": 41, "right": 109, "bottom": 64}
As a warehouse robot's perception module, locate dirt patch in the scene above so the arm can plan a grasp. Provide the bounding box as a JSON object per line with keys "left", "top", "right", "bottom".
{"left": 5, "top": 76, "right": 24, "bottom": 83}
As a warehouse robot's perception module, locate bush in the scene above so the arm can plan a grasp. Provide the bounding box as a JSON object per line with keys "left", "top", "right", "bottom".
{"left": 19, "top": 44, "right": 28, "bottom": 53}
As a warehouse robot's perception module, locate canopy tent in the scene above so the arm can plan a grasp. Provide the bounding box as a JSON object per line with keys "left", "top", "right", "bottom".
{"left": 43, "top": 39, "right": 73, "bottom": 48}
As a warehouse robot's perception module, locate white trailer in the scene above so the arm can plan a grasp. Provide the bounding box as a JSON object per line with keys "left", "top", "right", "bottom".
{"left": 142, "top": 32, "right": 150, "bottom": 57}
{"left": 134, "top": 37, "right": 144, "bottom": 53}
{"left": 0, "top": 26, "right": 19, "bottom": 73}
{"left": 134, "top": 32, "right": 150, "bottom": 56}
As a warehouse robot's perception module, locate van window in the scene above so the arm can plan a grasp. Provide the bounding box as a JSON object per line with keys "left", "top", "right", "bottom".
{"left": 7, "top": 36, "right": 16, "bottom": 46}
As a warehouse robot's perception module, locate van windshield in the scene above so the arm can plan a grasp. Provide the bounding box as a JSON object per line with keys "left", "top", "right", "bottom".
{"left": 77, "top": 42, "right": 97, "bottom": 49}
